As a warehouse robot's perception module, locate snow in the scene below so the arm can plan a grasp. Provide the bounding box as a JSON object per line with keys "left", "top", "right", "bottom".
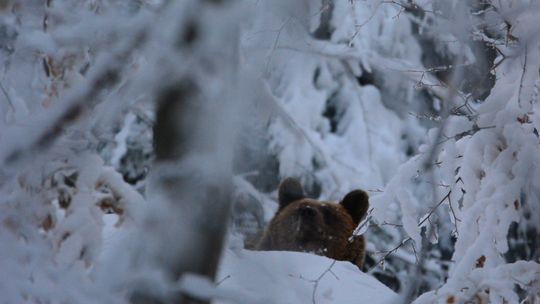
{"left": 98, "top": 216, "right": 397, "bottom": 304}
{"left": 215, "top": 249, "right": 397, "bottom": 304}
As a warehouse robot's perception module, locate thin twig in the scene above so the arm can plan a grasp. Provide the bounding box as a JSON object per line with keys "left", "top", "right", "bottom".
{"left": 384, "top": 0, "right": 446, "bottom": 18}
{"left": 380, "top": 221, "right": 403, "bottom": 227}
{"left": 0, "top": 81, "right": 14, "bottom": 114}
{"left": 517, "top": 43, "right": 528, "bottom": 106}
{"left": 369, "top": 237, "right": 412, "bottom": 272}
{"left": 216, "top": 275, "right": 231, "bottom": 286}
{"left": 436, "top": 125, "right": 496, "bottom": 145}
{"left": 418, "top": 190, "right": 451, "bottom": 227}
{"left": 311, "top": 260, "right": 337, "bottom": 304}
{"left": 349, "top": 0, "right": 384, "bottom": 45}
{"left": 447, "top": 194, "right": 460, "bottom": 236}
{"left": 264, "top": 17, "right": 291, "bottom": 76}
{"left": 369, "top": 190, "right": 451, "bottom": 272}
{"left": 410, "top": 241, "right": 419, "bottom": 264}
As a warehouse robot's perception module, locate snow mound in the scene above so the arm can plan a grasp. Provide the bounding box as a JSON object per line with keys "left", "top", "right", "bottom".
{"left": 216, "top": 249, "right": 397, "bottom": 304}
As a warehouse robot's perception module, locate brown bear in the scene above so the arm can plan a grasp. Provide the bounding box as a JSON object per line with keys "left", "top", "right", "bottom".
{"left": 257, "top": 177, "right": 369, "bottom": 269}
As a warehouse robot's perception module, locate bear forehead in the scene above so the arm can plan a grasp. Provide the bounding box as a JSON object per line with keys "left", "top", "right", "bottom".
{"left": 283, "top": 199, "right": 351, "bottom": 218}
{"left": 289, "top": 199, "right": 335, "bottom": 208}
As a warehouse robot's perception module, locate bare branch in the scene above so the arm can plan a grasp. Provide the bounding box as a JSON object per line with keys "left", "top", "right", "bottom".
{"left": 264, "top": 17, "right": 292, "bottom": 76}
{"left": 0, "top": 80, "right": 14, "bottom": 117}
{"left": 436, "top": 125, "right": 496, "bottom": 145}
{"left": 447, "top": 194, "right": 460, "bottom": 236}
{"left": 311, "top": 260, "right": 337, "bottom": 304}
{"left": 369, "top": 237, "right": 413, "bottom": 272}
{"left": 216, "top": 275, "right": 231, "bottom": 286}
{"left": 368, "top": 189, "right": 451, "bottom": 275}
{"left": 418, "top": 191, "right": 451, "bottom": 227}
{"left": 518, "top": 43, "right": 528, "bottom": 106}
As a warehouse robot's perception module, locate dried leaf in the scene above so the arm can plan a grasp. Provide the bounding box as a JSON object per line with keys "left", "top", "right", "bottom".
{"left": 475, "top": 255, "right": 486, "bottom": 268}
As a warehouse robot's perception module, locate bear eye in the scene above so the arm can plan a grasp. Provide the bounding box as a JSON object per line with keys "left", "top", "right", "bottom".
{"left": 322, "top": 207, "right": 337, "bottom": 224}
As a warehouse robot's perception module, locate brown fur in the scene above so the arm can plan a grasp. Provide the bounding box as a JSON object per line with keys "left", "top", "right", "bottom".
{"left": 258, "top": 178, "right": 369, "bottom": 269}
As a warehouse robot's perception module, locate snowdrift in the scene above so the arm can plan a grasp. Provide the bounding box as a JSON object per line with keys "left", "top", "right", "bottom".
{"left": 216, "top": 249, "right": 397, "bottom": 304}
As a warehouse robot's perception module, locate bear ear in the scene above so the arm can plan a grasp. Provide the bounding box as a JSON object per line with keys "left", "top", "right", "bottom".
{"left": 278, "top": 178, "right": 305, "bottom": 209}
{"left": 340, "top": 190, "right": 369, "bottom": 225}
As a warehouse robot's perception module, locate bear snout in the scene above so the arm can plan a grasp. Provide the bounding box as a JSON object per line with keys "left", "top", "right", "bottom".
{"left": 298, "top": 205, "right": 317, "bottom": 218}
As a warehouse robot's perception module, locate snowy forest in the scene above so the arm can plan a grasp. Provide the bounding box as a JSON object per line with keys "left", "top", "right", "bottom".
{"left": 0, "top": 0, "right": 539, "bottom": 303}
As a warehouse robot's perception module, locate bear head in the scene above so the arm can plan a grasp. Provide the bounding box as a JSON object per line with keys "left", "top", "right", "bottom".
{"left": 257, "top": 177, "right": 369, "bottom": 269}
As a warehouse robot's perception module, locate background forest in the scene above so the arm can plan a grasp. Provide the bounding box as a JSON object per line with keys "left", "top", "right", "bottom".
{"left": 0, "top": 0, "right": 539, "bottom": 303}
